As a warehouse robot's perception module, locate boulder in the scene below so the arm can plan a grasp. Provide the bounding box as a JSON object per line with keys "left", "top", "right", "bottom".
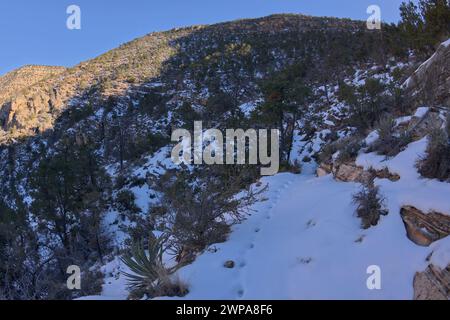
{"left": 317, "top": 161, "right": 401, "bottom": 183}
{"left": 333, "top": 163, "right": 372, "bottom": 183}
{"left": 369, "top": 167, "right": 400, "bottom": 182}
{"left": 400, "top": 206, "right": 450, "bottom": 247}
{"left": 408, "top": 111, "right": 444, "bottom": 140}
{"left": 316, "top": 163, "right": 332, "bottom": 177}
{"left": 414, "top": 264, "right": 450, "bottom": 300}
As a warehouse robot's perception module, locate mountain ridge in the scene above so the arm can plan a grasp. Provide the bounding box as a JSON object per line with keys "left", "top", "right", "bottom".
{"left": 0, "top": 13, "right": 380, "bottom": 143}
{"left": 3, "top": 11, "right": 449, "bottom": 300}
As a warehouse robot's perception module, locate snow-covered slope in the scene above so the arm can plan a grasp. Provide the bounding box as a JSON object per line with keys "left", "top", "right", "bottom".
{"left": 175, "top": 177, "right": 444, "bottom": 299}
{"left": 83, "top": 128, "right": 449, "bottom": 300}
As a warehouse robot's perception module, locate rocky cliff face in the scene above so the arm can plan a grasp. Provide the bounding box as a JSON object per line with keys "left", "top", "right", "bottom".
{"left": 0, "top": 65, "right": 66, "bottom": 104}
{"left": 0, "top": 30, "right": 180, "bottom": 141}
{"left": 405, "top": 39, "right": 450, "bottom": 108}
{"left": 0, "top": 65, "right": 66, "bottom": 131}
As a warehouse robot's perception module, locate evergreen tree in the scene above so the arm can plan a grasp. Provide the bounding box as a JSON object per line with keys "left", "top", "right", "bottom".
{"left": 399, "top": 0, "right": 450, "bottom": 54}
{"left": 30, "top": 134, "right": 111, "bottom": 271}
{"left": 256, "top": 63, "right": 311, "bottom": 162}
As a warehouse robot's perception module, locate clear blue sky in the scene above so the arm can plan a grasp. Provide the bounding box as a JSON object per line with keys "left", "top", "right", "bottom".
{"left": 0, "top": 0, "right": 407, "bottom": 75}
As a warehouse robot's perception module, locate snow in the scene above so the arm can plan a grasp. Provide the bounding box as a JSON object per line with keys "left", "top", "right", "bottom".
{"left": 442, "top": 38, "right": 450, "bottom": 48}
{"left": 81, "top": 67, "right": 449, "bottom": 301}
{"left": 395, "top": 116, "right": 412, "bottom": 126}
{"left": 161, "top": 135, "right": 449, "bottom": 300}
{"left": 239, "top": 101, "right": 259, "bottom": 117}
{"left": 169, "top": 137, "right": 449, "bottom": 300}
{"left": 75, "top": 257, "right": 130, "bottom": 300}
{"left": 429, "top": 237, "right": 450, "bottom": 269}
{"left": 364, "top": 130, "right": 379, "bottom": 145}
{"left": 170, "top": 172, "right": 432, "bottom": 299}
{"left": 356, "top": 138, "right": 450, "bottom": 215}
{"left": 414, "top": 107, "right": 429, "bottom": 119}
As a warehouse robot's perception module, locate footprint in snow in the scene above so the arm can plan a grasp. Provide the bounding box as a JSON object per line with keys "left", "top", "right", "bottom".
{"left": 297, "top": 257, "right": 313, "bottom": 265}
{"left": 306, "top": 219, "right": 316, "bottom": 229}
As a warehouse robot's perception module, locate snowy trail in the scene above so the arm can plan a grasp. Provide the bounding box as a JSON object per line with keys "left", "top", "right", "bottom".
{"left": 177, "top": 171, "right": 440, "bottom": 300}
{"left": 173, "top": 133, "right": 450, "bottom": 300}
{"left": 87, "top": 137, "right": 449, "bottom": 300}
{"left": 239, "top": 176, "right": 358, "bottom": 299}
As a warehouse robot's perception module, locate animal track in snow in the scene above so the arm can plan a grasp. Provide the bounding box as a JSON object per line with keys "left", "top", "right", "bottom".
{"left": 231, "top": 176, "right": 298, "bottom": 299}
{"left": 306, "top": 219, "right": 317, "bottom": 229}
{"left": 297, "top": 257, "right": 313, "bottom": 265}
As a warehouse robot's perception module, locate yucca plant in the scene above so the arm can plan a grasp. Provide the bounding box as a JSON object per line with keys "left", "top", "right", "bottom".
{"left": 121, "top": 235, "right": 167, "bottom": 292}
{"left": 121, "top": 235, "right": 186, "bottom": 298}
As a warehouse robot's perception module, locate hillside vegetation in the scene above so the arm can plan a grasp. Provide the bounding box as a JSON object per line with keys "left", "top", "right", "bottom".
{"left": 1, "top": 1, "right": 450, "bottom": 300}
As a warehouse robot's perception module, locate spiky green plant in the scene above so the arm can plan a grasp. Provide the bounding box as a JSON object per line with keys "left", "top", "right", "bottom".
{"left": 121, "top": 236, "right": 167, "bottom": 292}
{"left": 121, "top": 235, "right": 188, "bottom": 299}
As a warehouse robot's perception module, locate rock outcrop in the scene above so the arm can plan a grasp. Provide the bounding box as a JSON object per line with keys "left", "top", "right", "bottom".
{"left": 414, "top": 264, "right": 450, "bottom": 300}
{"left": 407, "top": 110, "right": 444, "bottom": 140}
{"left": 0, "top": 29, "right": 181, "bottom": 142}
{"left": 0, "top": 65, "right": 66, "bottom": 105}
{"left": 405, "top": 39, "right": 450, "bottom": 108}
{"left": 400, "top": 206, "right": 450, "bottom": 247}
{"left": 317, "top": 161, "right": 400, "bottom": 183}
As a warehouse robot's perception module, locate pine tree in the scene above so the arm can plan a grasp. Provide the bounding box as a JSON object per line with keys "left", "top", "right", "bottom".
{"left": 399, "top": 0, "right": 450, "bottom": 54}
{"left": 30, "top": 134, "right": 111, "bottom": 269}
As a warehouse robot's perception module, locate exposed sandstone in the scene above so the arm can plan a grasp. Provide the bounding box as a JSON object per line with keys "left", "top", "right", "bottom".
{"left": 414, "top": 264, "right": 450, "bottom": 300}
{"left": 400, "top": 206, "right": 450, "bottom": 247}
{"left": 316, "top": 161, "right": 400, "bottom": 183}
{"left": 333, "top": 163, "right": 372, "bottom": 183}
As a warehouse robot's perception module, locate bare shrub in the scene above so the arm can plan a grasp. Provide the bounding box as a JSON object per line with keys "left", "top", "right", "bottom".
{"left": 418, "top": 126, "right": 450, "bottom": 181}
{"left": 318, "top": 135, "right": 364, "bottom": 165}
{"left": 149, "top": 166, "right": 265, "bottom": 257}
{"left": 370, "top": 114, "right": 412, "bottom": 156}
{"left": 336, "top": 136, "right": 364, "bottom": 164}
{"left": 279, "top": 159, "right": 302, "bottom": 174}
{"left": 352, "top": 179, "right": 388, "bottom": 229}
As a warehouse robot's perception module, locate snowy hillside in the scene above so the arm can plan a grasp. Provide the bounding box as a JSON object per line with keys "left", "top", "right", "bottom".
{"left": 2, "top": 8, "right": 449, "bottom": 300}
{"left": 79, "top": 105, "right": 450, "bottom": 300}
{"left": 78, "top": 38, "right": 450, "bottom": 300}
